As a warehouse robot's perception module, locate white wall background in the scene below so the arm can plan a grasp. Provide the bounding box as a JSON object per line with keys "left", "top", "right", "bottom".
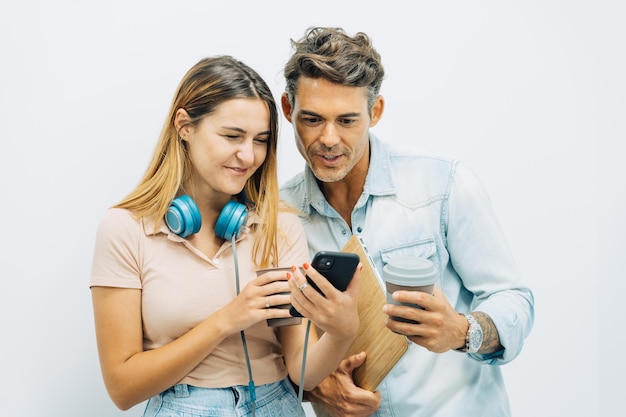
{"left": 1, "top": 1, "right": 622, "bottom": 416}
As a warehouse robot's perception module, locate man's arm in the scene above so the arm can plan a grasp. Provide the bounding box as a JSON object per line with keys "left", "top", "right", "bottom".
{"left": 473, "top": 311, "right": 503, "bottom": 353}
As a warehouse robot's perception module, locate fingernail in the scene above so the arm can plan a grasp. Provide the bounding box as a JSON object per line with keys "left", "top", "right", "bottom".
{"left": 382, "top": 305, "right": 388, "bottom": 313}
{"left": 357, "top": 264, "right": 363, "bottom": 271}
{"left": 291, "top": 265, "right": 297, "bottom": 272}
{"left": 303, "top": 262, "right": 310, "bottom": 270}
{"left": 286, "top": 272, "right": 292, "bottom": 279}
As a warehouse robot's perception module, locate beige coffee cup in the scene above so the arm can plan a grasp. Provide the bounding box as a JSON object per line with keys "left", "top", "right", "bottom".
{"left": 256, "top": 267, "right": 303, "bottom": 327}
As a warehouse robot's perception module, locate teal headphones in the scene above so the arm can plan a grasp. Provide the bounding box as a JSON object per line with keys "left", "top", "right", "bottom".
{"left": 165, "top": 194, "right": 248, "bottom": 240}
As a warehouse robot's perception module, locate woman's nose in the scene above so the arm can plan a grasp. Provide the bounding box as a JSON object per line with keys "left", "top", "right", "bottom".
{"left": 236, "top": 142, "right": 255, "bottom": 164}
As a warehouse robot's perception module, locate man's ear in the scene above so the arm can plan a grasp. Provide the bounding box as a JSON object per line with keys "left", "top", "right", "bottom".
{"left": 174, "top": 108, "right": 192, "bottom": 140}
{"left": 281, "top": 93, "right": 293, "bottom": 123}
{"left": 369, "top": 95, "right": 385, "bottom": 128}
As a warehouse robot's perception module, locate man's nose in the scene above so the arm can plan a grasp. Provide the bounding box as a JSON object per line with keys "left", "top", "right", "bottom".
{"left": 319, "top": 123, "right": 341, "bottom": 148}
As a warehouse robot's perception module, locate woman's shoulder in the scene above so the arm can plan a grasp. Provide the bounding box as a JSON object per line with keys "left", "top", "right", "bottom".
{"left": 96, "top": 207, "right": 144, "bottom": 239}
{"left": 277, "top": 203, "right": 305, "bottom": 223}
{"left": 99, "top": 207, "right": 139, "bottom": 225}
{"left": 277, "top": 204, "right": 307, "bottom": 235}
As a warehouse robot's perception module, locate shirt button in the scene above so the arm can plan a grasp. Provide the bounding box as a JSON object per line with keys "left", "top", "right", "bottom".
{"left": 213, "top": 258, "right": 219, "bottom": 264}
{"left": 357, "top": 227, "right": 363, "bottom": 233}
{"left": 341, "top": 229, "right": 347, "bottom": 235}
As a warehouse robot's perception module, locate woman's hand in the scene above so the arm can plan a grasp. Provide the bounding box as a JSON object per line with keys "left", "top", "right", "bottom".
{"left": 288, "top": 263, "right": 361, "bottom": 341}
{"left": 217, "top": 269, "right": 294, "bottom": 334}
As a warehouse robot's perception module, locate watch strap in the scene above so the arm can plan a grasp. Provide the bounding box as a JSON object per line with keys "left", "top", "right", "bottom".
{"left": 456, "top": 313, "right": 481, "bottom": 353}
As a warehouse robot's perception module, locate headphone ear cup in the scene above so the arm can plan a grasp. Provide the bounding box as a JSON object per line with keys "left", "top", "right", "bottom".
{"left": 165, "top": 195, "right": 202, "bottom": 237}
{"left": 215, "top": 200, "right": 248, "bottom": 240}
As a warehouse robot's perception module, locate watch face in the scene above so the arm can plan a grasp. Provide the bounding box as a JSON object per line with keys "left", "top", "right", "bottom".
{"left": 465, "top": 314, "right": 483, "bottom": 353}
{"left": 469, "top": 328, "right": 483, "bottom": 352}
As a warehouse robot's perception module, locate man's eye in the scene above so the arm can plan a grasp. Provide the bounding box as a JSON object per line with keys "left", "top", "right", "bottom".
{"left": 302, "top": 117, "right": 320, "bottom": 124}
{"left": 340, "top": 119, "right": 356, "bottom": 126}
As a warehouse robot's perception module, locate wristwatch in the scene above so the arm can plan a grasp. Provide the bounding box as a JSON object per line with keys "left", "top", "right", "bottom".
{"left": 458, "top": 313, "right": 483, "bottom": 353}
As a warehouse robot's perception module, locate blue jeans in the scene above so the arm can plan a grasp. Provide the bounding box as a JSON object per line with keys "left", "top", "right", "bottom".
{"left": 142, "top": 377, "right": 304, "bottom": 417}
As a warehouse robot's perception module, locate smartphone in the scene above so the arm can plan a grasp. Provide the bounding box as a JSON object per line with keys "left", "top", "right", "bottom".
{"left": 289, "top": 251, "right": 360, "bottom": 317}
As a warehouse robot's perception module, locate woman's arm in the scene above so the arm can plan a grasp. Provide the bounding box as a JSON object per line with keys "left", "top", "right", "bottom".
{"left": 279, "top": 265, "right": 361, "bottom": 390}
{"left": 91, "top": 287, "right": 232, "bottom": 410}
{"left": 92, "top": 272, "right": 292, "bottom": 410}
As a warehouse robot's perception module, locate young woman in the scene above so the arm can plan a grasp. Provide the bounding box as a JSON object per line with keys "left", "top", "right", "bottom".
{"left": 90, "top": 56, "right": 360, "bottom": 417}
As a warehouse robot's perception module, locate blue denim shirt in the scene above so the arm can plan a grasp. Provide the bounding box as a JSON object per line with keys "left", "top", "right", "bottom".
{"left": 280, "top": 134, "right": 534, "bottom": 417}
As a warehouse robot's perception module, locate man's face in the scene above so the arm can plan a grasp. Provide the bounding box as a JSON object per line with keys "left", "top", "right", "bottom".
{"left": 281, "top": 77, "right": 383, "bottom": 183}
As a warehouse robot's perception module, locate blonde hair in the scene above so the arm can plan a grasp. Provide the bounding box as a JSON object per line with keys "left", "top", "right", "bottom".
{"left": 115, "top": 56, "right": 280, "bottom": 268}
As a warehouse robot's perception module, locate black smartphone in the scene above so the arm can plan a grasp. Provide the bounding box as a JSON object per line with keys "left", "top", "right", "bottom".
{"left": 289, "top": 251, "right": 360, "bottom": 317}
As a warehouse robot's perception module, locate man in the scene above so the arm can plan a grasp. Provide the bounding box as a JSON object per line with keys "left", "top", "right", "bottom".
{"left": 279, "top": 27, "right": 534, "bottom": 417}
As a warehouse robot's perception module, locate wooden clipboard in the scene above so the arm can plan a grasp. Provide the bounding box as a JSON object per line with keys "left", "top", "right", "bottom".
{"left": 341, "top": 235, "right": 409, "bottom": 391}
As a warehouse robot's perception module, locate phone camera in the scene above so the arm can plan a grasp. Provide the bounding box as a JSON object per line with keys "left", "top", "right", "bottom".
{"left": 316, "top": 257, "right": 334, "bottom": 270}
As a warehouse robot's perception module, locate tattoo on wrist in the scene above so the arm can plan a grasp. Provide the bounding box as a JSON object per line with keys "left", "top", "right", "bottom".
{"left": 472, "top": 311, "right": 503, "bottom": 353}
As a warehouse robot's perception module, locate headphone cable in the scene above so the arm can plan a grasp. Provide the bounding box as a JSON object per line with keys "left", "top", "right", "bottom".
{"left": 298, "top": 319, "right": 312, "bottom": 417}
{"left": 232, "top": 233, "right": 312, "bottom": 417}
{"left": 232, "top": 234, "right": 256, "bottom": 417}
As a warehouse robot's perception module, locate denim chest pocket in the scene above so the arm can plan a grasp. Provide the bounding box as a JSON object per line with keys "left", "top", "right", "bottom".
{"left": 380, "top": 237, "right": 441, "bottom": 283}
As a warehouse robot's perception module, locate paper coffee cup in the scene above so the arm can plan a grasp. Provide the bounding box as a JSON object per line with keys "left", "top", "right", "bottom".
{"left": 384, "top": 257, "right": 437, "bottom": 324}
{"left": 256, "top": 267, "right": 303, "bottom": 327}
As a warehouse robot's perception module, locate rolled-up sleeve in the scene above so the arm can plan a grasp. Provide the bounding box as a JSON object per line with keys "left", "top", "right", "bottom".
{"left": 446, "top": 162, "right": 535, "bottom": 364}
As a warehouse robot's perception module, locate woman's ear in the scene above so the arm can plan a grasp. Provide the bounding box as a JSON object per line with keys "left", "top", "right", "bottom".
{"left": 174, "top": 108, "right": 192, "bottom": 140}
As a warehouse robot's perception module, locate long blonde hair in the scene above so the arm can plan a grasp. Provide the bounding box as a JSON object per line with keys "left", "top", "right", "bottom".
{"left": 115, "top": 56, "right": 280, "bottom": 268}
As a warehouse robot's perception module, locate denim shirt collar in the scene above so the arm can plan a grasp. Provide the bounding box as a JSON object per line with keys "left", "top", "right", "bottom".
{"left": 300, "top": 133, "right": 396, "bottom": 216}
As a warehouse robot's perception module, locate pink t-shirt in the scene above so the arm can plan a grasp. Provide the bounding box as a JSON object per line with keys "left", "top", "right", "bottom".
{"left": 90, "top": 207, "right": 310, "bottom": 388}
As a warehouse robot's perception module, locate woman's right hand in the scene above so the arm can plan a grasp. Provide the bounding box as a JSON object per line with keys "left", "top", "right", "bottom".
{"left": 217, "top": 269, "right": 294, "bottom": 333}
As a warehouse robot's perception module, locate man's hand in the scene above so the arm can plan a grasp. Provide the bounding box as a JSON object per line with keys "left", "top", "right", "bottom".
{"left": 383, "top": 287, "right": 468, "bottom": 353}
{"left": 308, "top": 352, "right": 381, "bottom": 417}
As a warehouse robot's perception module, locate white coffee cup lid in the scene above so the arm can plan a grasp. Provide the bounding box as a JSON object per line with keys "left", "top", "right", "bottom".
{"left": 383, "top": 257, "right": 437, "bottom": 285}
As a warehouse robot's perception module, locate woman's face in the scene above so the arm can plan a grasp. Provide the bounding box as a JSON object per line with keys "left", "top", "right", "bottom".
{"left": 182, "top": 98, "right": 270, "bottom": 202}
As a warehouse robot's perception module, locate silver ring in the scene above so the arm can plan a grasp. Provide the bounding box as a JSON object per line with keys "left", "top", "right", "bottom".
{"left": 265, "top": 296, "right": 270, "bottom": 308}
{"left": 299, "top": 282, "right": 309, "bottom": 292}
